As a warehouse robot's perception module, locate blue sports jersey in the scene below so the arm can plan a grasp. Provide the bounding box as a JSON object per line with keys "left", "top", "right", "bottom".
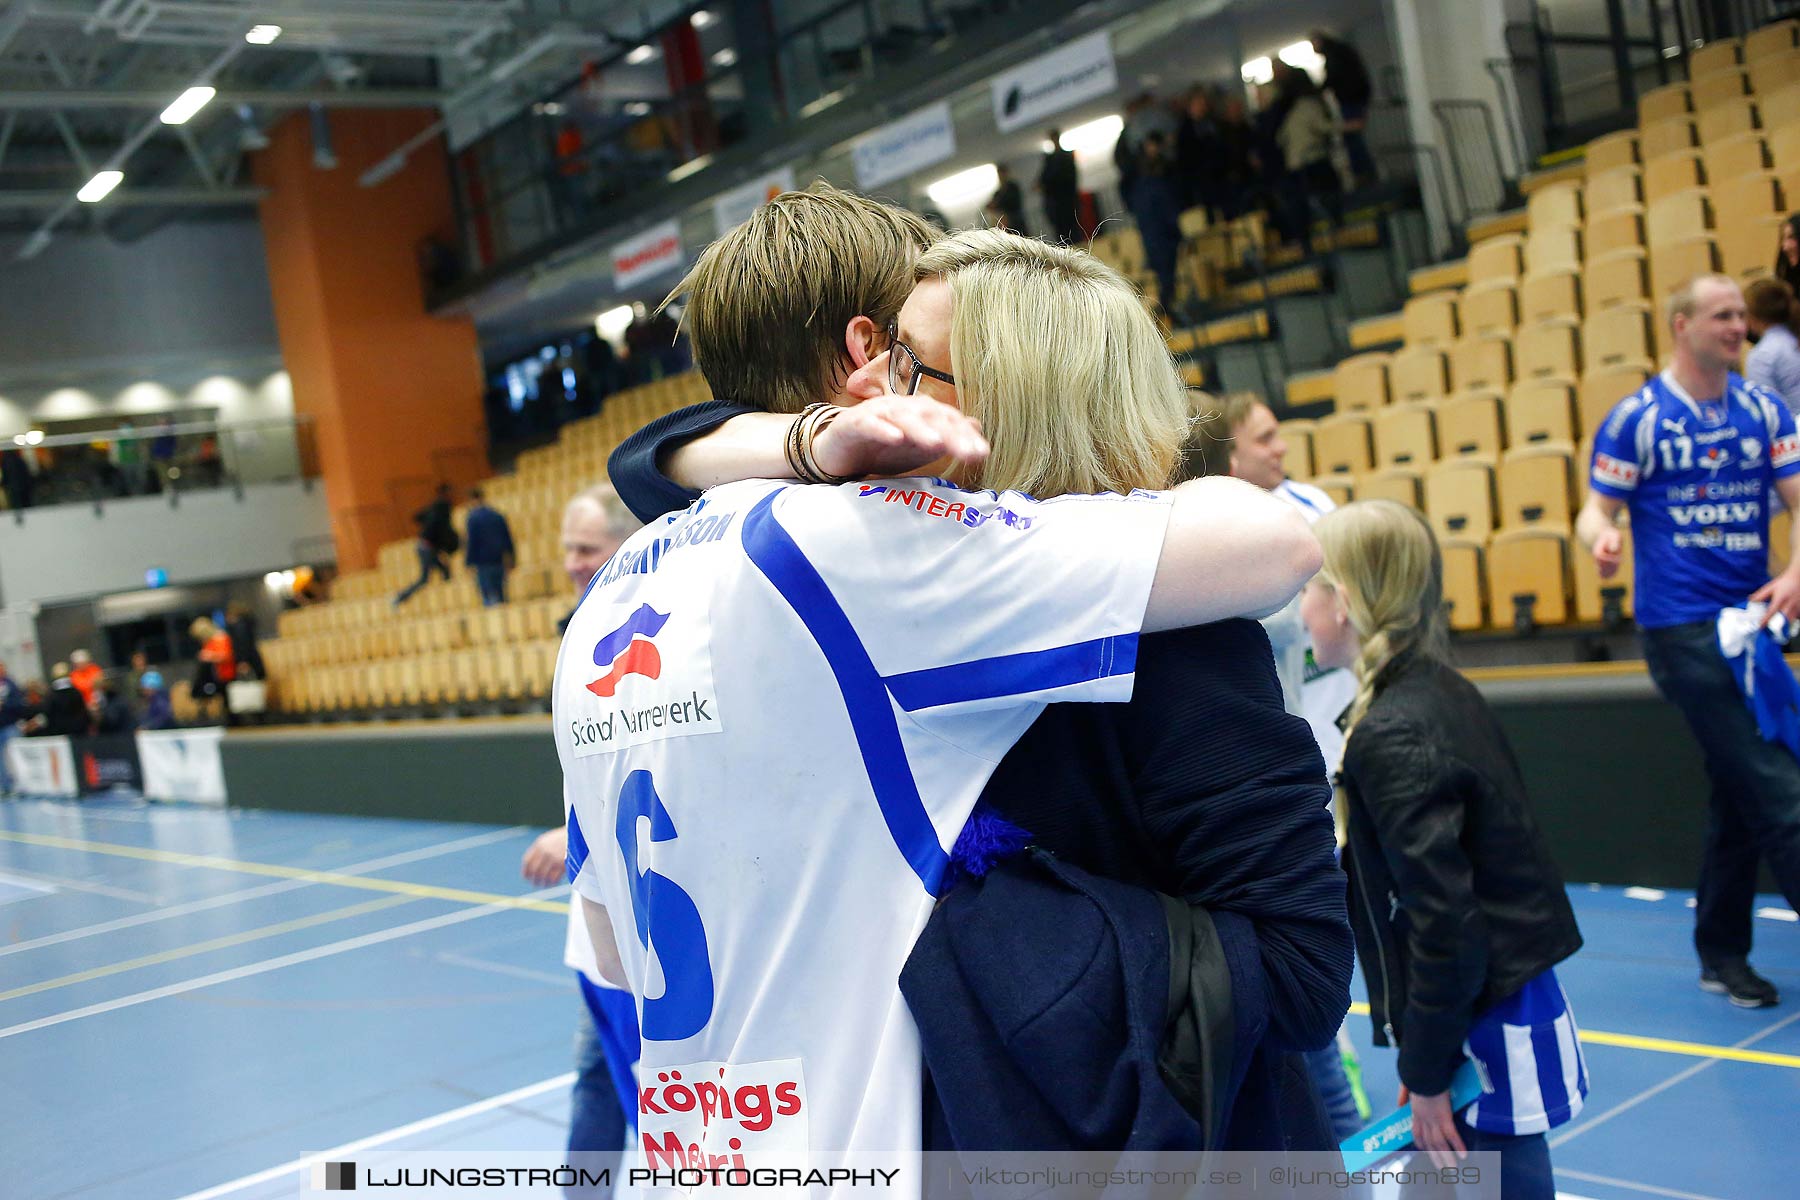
{"left": 1461, "top": 968, "right": 1587, "bottom": 1136}
{"left": 1589, "top": 371, "right": 1800, "bottom": 628}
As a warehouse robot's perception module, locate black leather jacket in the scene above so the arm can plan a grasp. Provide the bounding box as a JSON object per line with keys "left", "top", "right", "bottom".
{"left": 1341, "top": 652, "right": 1582, "bottom": 1095}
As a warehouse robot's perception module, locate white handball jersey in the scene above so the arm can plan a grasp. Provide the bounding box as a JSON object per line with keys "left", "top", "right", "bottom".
{"left": 553, "top": 477, "right": 1170, "bottom": 1176}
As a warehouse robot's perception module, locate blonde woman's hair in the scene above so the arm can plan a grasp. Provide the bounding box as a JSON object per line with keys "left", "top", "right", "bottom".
{"left": 1312, "top": 499, "right": 1450, "bottom": 739}
{"left": 914, "top": 229, "right": 1190, "bottom": 495}
{"left": 663, "top": 182, "right": 941, "bottom": 414}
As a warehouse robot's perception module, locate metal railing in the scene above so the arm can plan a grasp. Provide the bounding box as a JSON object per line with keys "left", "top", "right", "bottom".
{"left": 1432, "top": 99, "right": 1516, "bottom": 221}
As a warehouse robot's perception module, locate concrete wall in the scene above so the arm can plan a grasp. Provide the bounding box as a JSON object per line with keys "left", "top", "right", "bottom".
{"left": 0, "top": 479, "right": 333, "bottom": 609}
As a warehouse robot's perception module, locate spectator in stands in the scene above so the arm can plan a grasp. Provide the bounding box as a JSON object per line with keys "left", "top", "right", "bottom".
{"left": 1774, "top": 213, "right": 1799, "bottom": 293}
{"left": 520, "top": 482, "right": 646, "bottom": 1185}
{"left": 190, "top": 616, "right": 236, "bottom": 720}
{"left": 32, "top": 664, "right": 91, "bottom": 738}
{"left": 113, "top": 421, "right": 148, "bottom": 496}
{"left": 138, "top": 670, "right": 174, "bottom": 731}
{"left": 462, "top": 488, "right": 516, "bottom": 608}
{"left": 394, "top": 484, "right": 457, "bottom": 607}
{"left": 1181, "top": 392, "right": 1367, "bottom": 1140}
{"left": 1746, "top": 277, "right": 1800, "bottom": 409}
{"left": 1311, "top": 29, "right": 1377, "bottom": 186}
{"left": 1176, "top": 85, "right": 1224, "bottom": 220}
{"left": 607, "top": 200, "right": 1348, "bottom": 1149}
{"left": 69, "top": 649, "right": 102, "bottom": 707}
{"left": 226, "top": 604, "right": 264, "bottom": 681}
{"left": 92, "top": 679, "right": 136, "bottom": 735}
{"left": 1577, "top": 274, "right": 1800, "bottom": 1008}
{"left": 983, "top": 163, "right": 1029, "bottom": 236}
{"left": 1115, "top": 92, "right": 1174, "bottom": 207}
{"left": 1305, "top": 500, "right": 1585, "bottom": 1198}
{"left": 1, "top": 447, "right": 33, "bottom": 510}
{"left": 1037, "top": 127, "right": 1082, "bottom": 245}
{"left": 1272, "top": 63, "right": 1343, "bottom": 256}
{"left": 1213, "top": 93, "right": 1257, "bottom": 221}
{"left": 0, "top": 660, "right": 26, "bottom": 791}
{"left": 1129, "top": 132, "right": 1184, "bottom": 314}
{"left": 124, "top": 649, "right": 151, "bottom": 697}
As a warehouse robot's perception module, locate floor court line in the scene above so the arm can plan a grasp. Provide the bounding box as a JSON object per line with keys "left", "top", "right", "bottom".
{"left": 1347, "top": 1000, "right": 1800, "bottom": 1071}
{"left": 0, "top": 864, "right": 160, "bottom": 904}
{"left": 169, "top": 1071, "right": 577, "bottom": 1200}
{"left": 1555, "top": 1168, "right": 1730, "bottom": 1200}
{"left": 1549, "top": 1006, "right": 1800, "bottom": 1149}
{"left": 0, "top": 829, "right": 568, "bottom": 914}
{"left": 432, "top": 950, "right": 574, "bottom": 987}
{"left": 0, "top": 884, "right": 569, "bottom": 1041}
{"left": 0, "top": 826, "right": 529, "bottom": 960}
{"left": 0, "top": 894, "right": 418, "bottom": 1002}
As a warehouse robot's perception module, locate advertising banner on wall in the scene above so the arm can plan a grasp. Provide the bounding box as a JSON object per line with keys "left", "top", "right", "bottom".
{"left": 990, "top": 31, "right": 1118, "bottom": 134}
{"left": 612, "top": 219, "right": 685, "bottom": 291}
{"left": 137, "top": 727, "right": 228, "bottom": 806}
{"left": 852, "top": 102, "right": 957, "bottom": 191}
{"left": 713, "top": 166, "right": 799, "bottom": 234}
{"left": 75, "top": 734, "right": 144, "bottom": 794}
{"left": 5, "top": 735, "right": 77, "bottom": 797}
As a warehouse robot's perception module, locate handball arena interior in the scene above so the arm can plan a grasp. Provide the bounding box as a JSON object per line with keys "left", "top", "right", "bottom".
{"left": 3, "top": 0, "right": 1800, "bottom": 1198}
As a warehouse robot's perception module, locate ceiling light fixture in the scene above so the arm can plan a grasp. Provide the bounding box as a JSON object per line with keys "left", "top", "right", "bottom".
{"left": 160, "top": 85, "right": 217, "bottom": 125}
{"left": 245, "top": 24, "right": 282, "bottom": 45}
{"left": 77, "top": 170, "right": 124, "bottom": 203}
{"left": 1059, "top": 114, "right": 1123, "bottom": 156}
{"left": 692, "top": 10, "right": 717, "bottom": 28}
{"left": 925, "top": 163, "right": 998, "bottom": 210}
{"left": 626, "top": 44, "right": 658, "bottom": 65}
{"left": 711, "top": 47, "right": 736, "bottom": 67}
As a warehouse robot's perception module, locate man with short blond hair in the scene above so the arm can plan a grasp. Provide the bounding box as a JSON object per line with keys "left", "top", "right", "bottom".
{"left": 1577, "top": 273, "right": 1800, "bottom": 1008}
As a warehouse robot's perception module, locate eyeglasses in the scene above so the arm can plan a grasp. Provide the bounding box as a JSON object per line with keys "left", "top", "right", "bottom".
{"left": 886, "top": 319, "right": 956, "bottom": 396}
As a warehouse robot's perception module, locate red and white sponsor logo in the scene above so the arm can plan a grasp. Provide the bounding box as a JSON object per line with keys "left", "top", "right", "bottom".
{"left": 1593, "top": 452, "right": 1639, "bottom": 489}
{"left": 637, "top": 1058, "right": 809, "bottom": 1172}
{"left": 1773, "top": 433, "right": 1800, "bottom": 469}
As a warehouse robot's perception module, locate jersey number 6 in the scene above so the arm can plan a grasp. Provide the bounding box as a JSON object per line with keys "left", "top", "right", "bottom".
{"left": 616, "top": 769, "right": 715, "bottom": 1042}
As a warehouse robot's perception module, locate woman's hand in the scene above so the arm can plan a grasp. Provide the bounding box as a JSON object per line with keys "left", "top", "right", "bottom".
{"left": 811, "top": 393, "right": 989, "bottom": 482}
{"left": 1400, "top": 1085, "right": 1467, "bottom": 1169}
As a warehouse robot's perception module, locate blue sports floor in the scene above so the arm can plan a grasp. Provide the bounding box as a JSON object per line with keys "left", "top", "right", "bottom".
{"left": 1, "top": 794, "right": 1796, "bottom": 1200}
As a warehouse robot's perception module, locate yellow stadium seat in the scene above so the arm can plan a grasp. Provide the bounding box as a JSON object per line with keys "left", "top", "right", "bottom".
{"left": 1391, "top": 345, "right": 1452, "bottom": 402}
{"left": 1749, "top": 52, "right": 1800, "bottom": 98}
{"left": 1646, "top": 189, "right": 1714, "bottom": 246}
{"left": 1438, "top": 391, "right": 1506, "bottom": 459}
{"left": 1526, "top": 225, "right": 1584, "bottom": 275}
{"left": 1746, "top": 21, "right": 1800, "bottom": 62}
{"left": 1584, "top": 167, "right": 1643, "bottom": 217}
{"left": 1469, "top": 234, "right": 1526, "bottom": 286}
{"left": 1279, "top": 419, "right": 1316, "bottom": 479}
{"left": 1489, "top": 528, "right": 1573, "bottom": 629}
{"left": 1515, "top": 319, "right": 1582, "bottom": 381}
{"left": 1359, "top": 467, "right": 1424, "bottom": 508}
{"left": 1771, "top": 124, "right": 1800, "bottom": 172}
{"left": 1441, "top": 536, "right": 1489, "bottom": 630}
{"left": 1643, "top": 150, "right": 1705, "bottom": 202}
{"left": 1691, "top": 39, "right": 1743, "bottom": 77}
{"left": 1520, "top": 269, "right": 1583, "bottom": 323}
{"left": 1584, "top": 303, "right": 1656, "bottom": 371}
{"left": 1638, "top": 82, "right": 1691, "bottom": 125}
{"left": 1452, "top": 335, "right": 1515, "bottom": 393}
{"left": 1585, "top": 210, "right": 1645, "bottom": 259}
{"left": 1703, "top": 131, "right": 1769, "bottom": 183}
{"left": 1718, "top": 212, "right": 1787, "bottom": 285}
{"left": 1774, "top": 508, "right": 1794, "bottom": 577}
{"left": 1528, "top": 182, "right": 1584, "bottom": 230}
{"left": 1693, "top": 69, "right": 1750, "bottom": 111}
{"left": 1653, "top": 238, "right": 1723, "bottom": 305}
{"left": 1373, "top": 402, "right": 1438, "bottom": 469}
{"left": 1714, "top": 171, "right": 1783, "bottom": 218}
{"left": 1572, "top": 525, "right": 1634, "bottom": 626}
{"left": 1508, "top": 381, "right": 1579, "bottom": 446}
{"left": 1698, "top": 98, "right": 1757, "bottom": 144}
{"left": 1311, "top": 477, "right": 1355, "bottom": 506}
{"left": 1312, "top": 412, "right": 1375, "bottom": 476}
{"left": 1586, "top": 130, "right": 1639, "bottom": 174}
{"left": 1425, "top": 458, "right": 1498, "bottom": 540}
{"left": 1580, "top": 364, "right": 1655, "bottom": 436}
{"left": 1402, "top": 291, "right": 1460, "bottom": 346}
{"left": 1641, "top": 117, "right": 1698, "bottom": 160}
{"left": 1499, "top": 443, "right": 1576, "bottom": 527}
{"left": 1333, "top": 352, "right": 1393, "bottom": 411}
{"left": 1460, "top": 283, "right": 1519, "bottom": 336}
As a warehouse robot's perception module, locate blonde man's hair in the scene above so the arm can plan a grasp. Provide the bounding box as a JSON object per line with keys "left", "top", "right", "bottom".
{"left": 914, "top": 229, "right": 1190, "bottom": 496}
{"left": 1312, "top": 499, "right": 1450, "bottom": 740}
{"left": 1177, "top": 391, "right": 1268, "bottom": 482}
{"left": 1665, "top": 272, "right": 1740, "bottom": 332}
{"left": 663, "top": 182, "right": 941, "bottom": 414}
{"left": 566, "top": 483, "right": 641, "bottom": 539}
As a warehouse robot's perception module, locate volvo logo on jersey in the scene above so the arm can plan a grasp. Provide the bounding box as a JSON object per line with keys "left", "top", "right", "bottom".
{"left": 572, "top": 603, "right": 722, "bottom": 758}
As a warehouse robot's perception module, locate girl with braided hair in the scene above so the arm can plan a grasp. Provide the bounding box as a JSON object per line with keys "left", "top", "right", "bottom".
{"left": 1300, "top": 500, "right": 1586, "bottom": 1200}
